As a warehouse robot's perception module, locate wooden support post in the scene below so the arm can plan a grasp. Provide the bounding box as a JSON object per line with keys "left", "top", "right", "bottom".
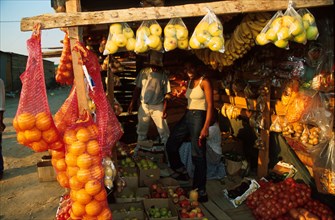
{"left": 66, "top": 0, "right": 88, "bottom": 114}
{"left": 106, "top": 55, "right": 115, "bottom": 107}
{"left": 257, "top": 86, "right": 271, "bottom": 178}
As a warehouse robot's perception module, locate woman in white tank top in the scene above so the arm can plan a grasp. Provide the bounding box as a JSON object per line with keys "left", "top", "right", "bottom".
{"left": 166, "top": 61, "right": 214, "bottom": 203}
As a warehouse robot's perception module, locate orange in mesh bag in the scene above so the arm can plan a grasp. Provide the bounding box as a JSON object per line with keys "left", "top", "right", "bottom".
{"left": 75, "top": 43, "right": 123, "bottom": 157}
{"left": 64, "top": 113, "right": 112, "bottom": 220}
{"left": 56, "top": 31, "right": 74, "bottom": 85}
{"left": 13, "top": 26, "right": 64, "bottom": 152}
{"left": 54, "top": 86, "right": 79, "bottom": 135}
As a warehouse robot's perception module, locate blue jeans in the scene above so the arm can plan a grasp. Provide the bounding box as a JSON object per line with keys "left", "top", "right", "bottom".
{"left": 166, "top": 110, "right": 207, "bottom": 192}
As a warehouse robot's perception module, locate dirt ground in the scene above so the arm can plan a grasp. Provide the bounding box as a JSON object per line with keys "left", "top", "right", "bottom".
{"left": 0, "top": 86, "right": 72, "bottom": 220}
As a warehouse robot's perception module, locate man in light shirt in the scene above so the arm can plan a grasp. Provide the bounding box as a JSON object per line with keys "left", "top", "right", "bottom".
{"left": 128, "top": 65, "right": 171, "bottom": 154}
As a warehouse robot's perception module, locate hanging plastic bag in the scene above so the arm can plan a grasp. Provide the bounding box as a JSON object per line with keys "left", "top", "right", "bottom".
{"left": 56, "top": 30, "right": 74, "bottom": 85}
{"left": 13, "top": 25, "right": 64, "bottom": 152}
{"left": 163, "top": 18, "right": 189, "bottom": 51}
{"left": 189, "top": 9, "right": 225, "bottom": 53}
{"left": 300, "top": 92, "right": 333, "bottom": 143}
{"left": 103, "top": 22, "right": 136, "bottom": 55}
{"left": 256, "top": 11, "right": 285, "bottom": 47}
{"left": 135, "top": 20, "right": 163, "bottom": 53}
{"left": 63, "top": 112, "right": 112, "bottom": 219}
{"left": 282, "top": 2, "right": 307, "bottom": 45}
{"left": 297, "top": 8, "right": 319, "bottom": 40}
{"left": 75, "top": 43, "right": 123, "bottom": 157}
{"left": 313, "top": 134, "right": 335, "bottom": 195}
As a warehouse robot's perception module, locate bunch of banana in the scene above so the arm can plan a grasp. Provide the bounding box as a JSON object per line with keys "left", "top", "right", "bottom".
{"left": 219, "top": 12, "right": 271, "bottom": 67}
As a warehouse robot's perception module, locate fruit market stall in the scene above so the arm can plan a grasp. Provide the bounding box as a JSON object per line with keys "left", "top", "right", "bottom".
{"left": 17, "top": 0, "right": 335, "bottom": 219}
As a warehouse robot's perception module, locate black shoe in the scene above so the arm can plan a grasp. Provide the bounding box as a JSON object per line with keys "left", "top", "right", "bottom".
{"left": 198, "top": 191, "right": 208, "bottom": 203}
{"left": 0, "top": 172, "right": 3, "bottom": 180}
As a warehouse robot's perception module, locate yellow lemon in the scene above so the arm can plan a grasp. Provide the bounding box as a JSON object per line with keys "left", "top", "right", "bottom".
{"left": 274, "top": 39, "right": 289, "bottom": 49}
{"left": 256, "top": 33, "right": 270, "bottom": 45}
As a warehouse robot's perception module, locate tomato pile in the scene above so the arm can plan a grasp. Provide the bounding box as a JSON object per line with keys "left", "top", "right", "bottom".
{"left": 246, "top": 178, "right": 334, "bottom": 220}
{"left": 56, "top": 194, "right": 71, "bottom": 220}
{"left": 303, "top": 198, "right": 334, "bottom": 219}
{"left": 246, "top": 178, "right": 312, "bottom": 219}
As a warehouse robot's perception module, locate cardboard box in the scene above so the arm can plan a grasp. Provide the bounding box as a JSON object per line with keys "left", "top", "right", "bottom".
{"left": 37, "top": 161, "right": 56, "bottom": 182}
{"left": 114, "top": 187, "right": 150, "bottom": 203}
{"left": 139, "top": 168, "right": 160, "bottom": 187}
{"left": 223, "top": 178, "right": 260, "bottom": 208}
{"left": 109, "top": 202, "right": 146, "bottom": 220}
{"left": 119, "top": 166, "right": 139, "bottom": 189}
{"left": 272, "top": 161, "right": 297, "bottom": 178}
{"left": 143, "top": 198, "right": 178, "bottom": 220}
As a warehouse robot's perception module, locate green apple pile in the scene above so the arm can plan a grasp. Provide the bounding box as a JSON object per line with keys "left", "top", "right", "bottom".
{"left": 120, "top": 157, "right": 136, "bottom": 168}
{"left": 189, "top": 20, "right": 225, "bottom": 52}
{"left": 120, "top": 170, "right": 138, "bottom": 177}
{"left": 113, "top": 206, "right": 142, "bottom": 213}
{"left": 163, "top": 20, "right": 189, "bottom": 51}
{"left": 135, "top": 22, "right": 163, "bottom": 53}
{"left": 105, "top": 23, "right": 136, "bottom": 54}
{"left": 147, "top": 207, "right": 173, "bottom": 218}
{"left": 136, "top": 158, "right": 158, "bottom": 170}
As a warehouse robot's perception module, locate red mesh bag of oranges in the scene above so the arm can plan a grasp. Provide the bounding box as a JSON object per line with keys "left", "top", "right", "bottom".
{"left": 76, "top": 43, "right": 123, "bottom": 157}
{"left": 63, "top": 112, "right": 112, "bottom": 220}
{"left": 54, "top": 85, "right": 79, "bottom": 135}
{"left": 13, "top": 26, "right": 64, "bottom": 152}
{"left": 55, "top": 30, "right": 74, "bottom": 85}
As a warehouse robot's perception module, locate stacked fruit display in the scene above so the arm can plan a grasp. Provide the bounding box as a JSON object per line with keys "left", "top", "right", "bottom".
{"left": 63, "top": 123, "right": 112, "bottom": 219}
{"left": 136, "top": 158, "right": 158, "bottom": 169}
{"left": 104, "top": 23, "right": 136, "bottom": 54}
{"left": 189, "top": 11, "right": 225, "bottom": 52}
{"left": 163, "top": 18, "right": 189, "bottom": 51}
{"left": 178, "top": 198, "right": 205, "bottom": 218}
{"left": 147, "top": 207, "right": 174, "bottom": 218}
{"left": 135, "top": 21, "right": 163, "bottom": 53}
{"left": 13, "top": 111, "right": 64, "bottom": 152}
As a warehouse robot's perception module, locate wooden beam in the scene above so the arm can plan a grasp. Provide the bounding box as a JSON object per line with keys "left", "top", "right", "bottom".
{"left": 21, "top": 0, "right": 333, "bottom": 31}
{"left": 42, "top": 50, "right": 62, "bottom": 58}
{"left": 66, "top": 0, "right": 89, "bottom": 115}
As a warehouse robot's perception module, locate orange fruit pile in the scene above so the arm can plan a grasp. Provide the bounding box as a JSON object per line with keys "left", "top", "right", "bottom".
{"left": 13, "top": 112, "right": 64, "bottom": 152}
{"left": 63, "top": 124, "right": 111, "bottom": 220}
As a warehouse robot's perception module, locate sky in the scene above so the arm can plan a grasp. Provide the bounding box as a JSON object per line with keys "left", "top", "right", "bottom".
{"left": 0, "top": 0, "right": 64, "bottom": 64}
